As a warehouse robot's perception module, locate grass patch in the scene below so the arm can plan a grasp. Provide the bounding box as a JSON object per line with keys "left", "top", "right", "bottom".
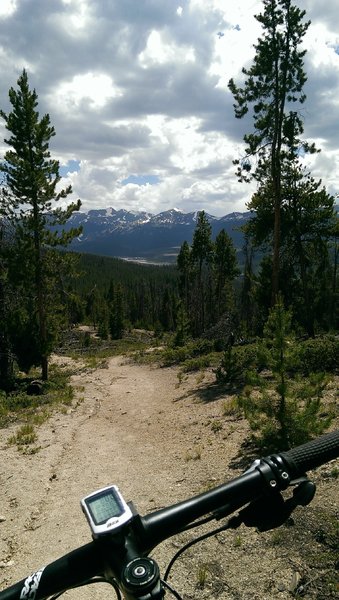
{"left": 68, "top": 337, "right": 157, "bottom": 369}
{"left": 185, "top": 446, "right": 202, "bottom": 461}
{"left": 0, "top": 364, "right": 75, "bottom": 428}
{"left": 8, "top": 423, "right": 38, "bottom": 450}
{"left": 66, "top": 334, "right": 152, "bottom": 360}
{"left": 211, "top": 419, "right": 223, "bottom": 433}
{"left": 222, "top": 397, "right": 241, "bottom": 417}
{"left": 196, "top": 564, "right": 209, "bottom": 589}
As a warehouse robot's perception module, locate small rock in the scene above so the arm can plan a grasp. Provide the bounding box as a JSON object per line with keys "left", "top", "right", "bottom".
{"left": 0, "top": 515, "right": 6, "bottom": 523}
{"left": 0, "top": 560, "right": 14, "bottom": 568}
{"left": 289, "top": 571, "right": 302, "bottom": 592}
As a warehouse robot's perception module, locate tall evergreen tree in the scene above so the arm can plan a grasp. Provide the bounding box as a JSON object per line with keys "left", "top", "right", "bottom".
{"left": 247, "top": 162, "right": 336, "bottom": 335}
{"left": 177, "top": 240, "right": 191, "bottom": 313}
{"left": 240, "top": 234, "right": 257, "bottom": 335}
{"left": 190, "top": 211, "right": 214, "bottom": 334}
{"left": 228, "top": 0, "right": 315, "bottom": 301}
{"left": 214, "top": 229, "right": 240, "bottom": 319}
{"left": 0, "top": 219, "right": 15, "bottom": 390}
{"left": 110, "top": 283, "right": 125, "bottom": 339}
{"left": 0, "top": 70, "right": 81, "bottom": 380}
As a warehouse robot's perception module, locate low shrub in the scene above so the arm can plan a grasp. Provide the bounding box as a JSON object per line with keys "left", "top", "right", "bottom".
{"left": 237, "top": 298, "right": 334, "bottom": 452}
{"left": 215, "top": 335, "right": 338, "bottom": 388}
{"left": 181, "top": 355, "right": 213, "bottom": 373}
{"left": 0, "top": 365, "right": 75, "bottom": 428}
{"left": 290, "top": 337, "right": 339, "bottom": 375}
{"left": 238, "top": 373, "right": 333, "bottom": 452}
{"left": 162, "top": 339, "right": 215, "bottom": 366}
{"left": 8, "top": 423, "right": 37, "bottom": 448}
{"left": 214, "top": 342, "right": 265, "bottom": 386}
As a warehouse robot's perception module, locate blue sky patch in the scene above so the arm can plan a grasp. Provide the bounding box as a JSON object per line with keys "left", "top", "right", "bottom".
{"left": 122, "top": 174, "right": 160, "bottom": 186}
{"left": 59, "top": 160, "right": 80, "bottom": 176}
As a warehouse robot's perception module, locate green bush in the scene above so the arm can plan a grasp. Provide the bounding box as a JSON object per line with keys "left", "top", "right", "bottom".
{"left": 181, "top": 355, "right": 212, "bottom": 372}
{"left": 162, "top": 346, "right": 191, "bottom": 365}
{"left": 5, "top": 391, "right": 33, "bottom": 410}
{"left": 215, "top": 342, "right": 265, "bottom": 386}
{"left": 236, "top": 299, "right": 334, "bottom": 452}
{"left": 190, "top": 339, "right": 215, "bottom": 356}
{"left": 290, "top": 337, "right": 339, "bottom": 374}
{"left": 238, "top": 373, "right": 333, "bottom": 452}
{"left": 162, "top": 339, "right": 215, "bottom": 366}
{"left": 215, "top": 347, "right": 243, "bottom": 385}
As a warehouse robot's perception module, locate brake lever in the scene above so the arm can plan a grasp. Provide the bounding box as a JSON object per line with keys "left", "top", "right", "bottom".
{"left": 228, "top": 478, "right": 316, "bottom": 532}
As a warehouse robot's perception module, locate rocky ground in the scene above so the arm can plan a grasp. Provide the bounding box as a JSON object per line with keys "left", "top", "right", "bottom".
{"left": 0, "top": 354, "right": 338, "bottom": 599}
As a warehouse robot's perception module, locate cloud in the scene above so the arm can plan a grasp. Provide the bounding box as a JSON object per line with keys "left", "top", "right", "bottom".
{"left": 0, "top": 0, "right": 338, "bottom": 216}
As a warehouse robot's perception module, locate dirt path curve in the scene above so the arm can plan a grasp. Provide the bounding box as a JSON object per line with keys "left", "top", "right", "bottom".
{"left": 1, "top": 357, "right": 337, "bottom": 599}
{"left": 0, "top": 356, "right": 243, "bottom": 599}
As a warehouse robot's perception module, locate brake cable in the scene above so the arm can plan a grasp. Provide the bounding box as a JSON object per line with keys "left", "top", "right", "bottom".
{"left": 163, "top": 520, "right": 232, "bottom": 581}
{"left": 164, "top": 478, "right": 316, "bottom": 582}
{"left": 49, "top": 577, "right": 122, "bottom": 600}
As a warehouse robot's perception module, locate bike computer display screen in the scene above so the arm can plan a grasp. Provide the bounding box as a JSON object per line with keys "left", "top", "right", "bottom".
{"left": 86, "top": 488, "right": 124, "bottom": 525}
{"left": 81, "top": 485, "right": 133, "bottom": 537}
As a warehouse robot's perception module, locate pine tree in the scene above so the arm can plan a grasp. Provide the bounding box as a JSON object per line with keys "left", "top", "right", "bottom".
{"left": 173, "top": 300, "right": 190, "bottom": 347}
{"left": 213, "top": 229, "right": 240, "bottom": 319}
{"left": 228, "top": 0, "right": 315, "bottom": 301}
{"left": 240, "top": 234, "right": 257, "bottom": 335}
{"left": 239, "top": 296, "right": 332, "bottom": 451}
{"left": 110, "top": 284, "right": 125, "bottom": 339}
{"left": 0, "top": 220, "right": 15, "bottom": 390}
{"left": 247, "top": 161, "right": 336, "bottom": 335}
{"left": 177, "top": 240, "right": 191, "bottom": 312}
{"left": 0, "top": 70, "right": 81, "bottom": 379}
{"left": 190, "top": 211, "right": 214, "bottom": 334}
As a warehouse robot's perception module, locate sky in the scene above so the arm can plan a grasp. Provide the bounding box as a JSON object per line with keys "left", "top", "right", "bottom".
{"left": 0, "top": 0, "right": 338, "bottom": 217}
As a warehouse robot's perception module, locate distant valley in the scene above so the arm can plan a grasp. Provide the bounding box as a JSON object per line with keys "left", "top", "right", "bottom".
{"left": 66, "top": 208, "right": 252, "bottom": 263}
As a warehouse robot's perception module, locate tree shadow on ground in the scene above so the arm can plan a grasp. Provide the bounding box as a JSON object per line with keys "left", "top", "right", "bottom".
{"left": 194, "top": 382, "right": 232, "bottom": 404}
{"left": 173, "top": 376, "right": 260, "bottom": 468}
{"left": 196, "top": 380, "right": 246, "bottom": 404}
{"left": 229, "top": 437, "right": 259, "bottom": 470}
{"left": 174, "top": 380, "right": 243, "bottom": 404}
{"left": 174, "top": 382, "right": 224, "bottom": 404}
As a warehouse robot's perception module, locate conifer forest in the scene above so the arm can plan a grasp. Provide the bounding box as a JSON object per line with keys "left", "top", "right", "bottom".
{"left": 0, "top": 0, "right": 338, "bottom": 446}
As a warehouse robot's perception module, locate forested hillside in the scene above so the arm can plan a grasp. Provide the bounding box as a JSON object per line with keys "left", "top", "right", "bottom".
{"left": 70, "top": 253, "right": 179, "bottom": 335}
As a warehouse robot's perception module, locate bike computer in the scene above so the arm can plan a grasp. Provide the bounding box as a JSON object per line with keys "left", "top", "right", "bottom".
{"left": 81, "top": 485, "right": 133, "bottom": 538}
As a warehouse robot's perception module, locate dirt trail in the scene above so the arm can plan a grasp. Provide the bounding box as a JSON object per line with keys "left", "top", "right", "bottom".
{"left": 0, "top": 356, "right": 338, "bottom": 599}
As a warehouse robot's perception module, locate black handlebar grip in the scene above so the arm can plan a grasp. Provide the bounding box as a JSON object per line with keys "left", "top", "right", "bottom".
{"left": 280, "top": 429, "right": 339, "bottom": 476}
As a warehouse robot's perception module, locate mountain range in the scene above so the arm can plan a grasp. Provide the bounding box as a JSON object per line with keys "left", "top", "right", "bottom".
{"left": 65, "top": 208, "right": 252, "bottom": 263}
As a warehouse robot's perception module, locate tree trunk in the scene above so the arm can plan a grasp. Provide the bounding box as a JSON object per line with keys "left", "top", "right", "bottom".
{"left": 0, "top": 238, "right": 14, "bottom": 390}
{"left": 41, "top": 354, "right": 48, "bottom": 381}
{"left": 32, "top": 200, "right": 49, "bottom": 381}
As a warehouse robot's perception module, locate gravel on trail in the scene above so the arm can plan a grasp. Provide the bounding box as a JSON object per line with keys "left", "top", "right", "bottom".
{"left": 1, "top": 355, "right": 338, "bottom": 599}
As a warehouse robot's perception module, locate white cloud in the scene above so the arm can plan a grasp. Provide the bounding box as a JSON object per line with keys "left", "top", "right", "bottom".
{"left": 51, "top": 72, "right": 122, "bottom": 110}
{"left": 0, "top": 0, "right": 338, "bottom": 217}
{"left": 139, "top": 30, "right": 195, "bottom": 67}
{"left": 0, "top": 0, "right": 17, "bottom": 19}
{"left": 58, "top": 0, "right": 92, "bottom": 31}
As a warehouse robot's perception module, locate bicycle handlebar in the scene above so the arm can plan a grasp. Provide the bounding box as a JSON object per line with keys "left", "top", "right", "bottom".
{"left": 1, "top": 429, "right": 339, "bottom": 600}
{"left": 0, "top": 544, "right": 100, "bottom": 600}
{"left": 280, "top": 429, "right": 339, "bottom": 474}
